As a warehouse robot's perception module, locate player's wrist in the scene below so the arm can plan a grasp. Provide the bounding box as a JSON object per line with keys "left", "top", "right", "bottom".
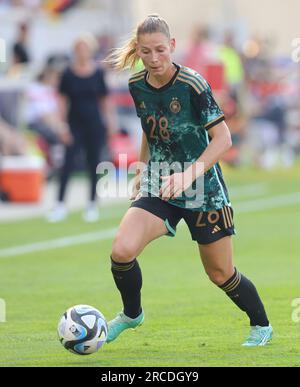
{"left": 184, "top": 162, "right": 204, "bottom": 184}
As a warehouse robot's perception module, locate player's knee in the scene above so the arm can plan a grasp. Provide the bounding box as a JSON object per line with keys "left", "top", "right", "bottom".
{"left": 111, "top": 238, "right": 137, "bottom": 263}
{"left": 206, "top": 269, "right": 229, "bottom": 286}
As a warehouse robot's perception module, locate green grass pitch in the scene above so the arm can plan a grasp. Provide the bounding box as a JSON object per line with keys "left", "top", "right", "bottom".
{"left": 0, "top": 163, "right": 300, "bottom": 367}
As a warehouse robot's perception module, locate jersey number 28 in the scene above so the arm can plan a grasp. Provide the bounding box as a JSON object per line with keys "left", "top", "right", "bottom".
{"left": 147, "top": 116, "right": 170, "bottom": 141}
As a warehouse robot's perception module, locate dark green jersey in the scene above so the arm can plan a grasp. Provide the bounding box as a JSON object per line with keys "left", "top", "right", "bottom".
{"left": 129, "top": 64, "right": 230, "bottom": 212}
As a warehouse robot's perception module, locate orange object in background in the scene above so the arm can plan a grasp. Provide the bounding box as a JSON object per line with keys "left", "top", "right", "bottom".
{"left": 44, "top": 0, "right": 76, "bottom": 14}
{"left": 0, "top": 156, "right": 45, "bottom": 202}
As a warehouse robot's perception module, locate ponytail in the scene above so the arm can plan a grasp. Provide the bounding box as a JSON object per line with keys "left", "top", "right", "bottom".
{"left": 105, "top": 30, "right": 139, "bottom": 71}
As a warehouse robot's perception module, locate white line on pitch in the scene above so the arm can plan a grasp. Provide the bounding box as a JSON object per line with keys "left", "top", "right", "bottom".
{"left": 0, "top": 228, "right": 117, "bottom": 258}
{"left": 229, "top": 183, "right": 269, "bottom": 198}
{"left": 235, "top": 191, "right": 300, "bottom": 212}
{"left": 0, "top": 191, "right": 299, "bottom": 258}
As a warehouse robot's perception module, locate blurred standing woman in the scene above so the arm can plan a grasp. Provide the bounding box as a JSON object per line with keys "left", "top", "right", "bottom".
{"left": 48, "top": 33, "right": 116, "bottom": 222}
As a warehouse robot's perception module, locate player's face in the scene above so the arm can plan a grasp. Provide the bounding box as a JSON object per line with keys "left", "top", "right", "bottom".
{"left": 137, "top": 33, "right": 175, "bottom": 77}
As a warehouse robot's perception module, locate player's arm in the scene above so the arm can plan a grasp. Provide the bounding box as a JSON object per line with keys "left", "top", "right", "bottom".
{"left": 185, "top": 121, "right": 232, "bottom": 180}
{"left": 130, "top": 131, "right": 149, "bottom": 200}
{"left": 161, "top": 84, "right": 232, "bottom": 200}
{"left": 160, "top": 121, "right": 232, "bottom": 200}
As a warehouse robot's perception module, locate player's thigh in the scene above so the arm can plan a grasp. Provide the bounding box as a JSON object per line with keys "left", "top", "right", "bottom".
{"left": 111, "top": 207, "right": 168, "bottom": 262}
{"left": 198, "top": 236, "right": 235, "bottom": 284}
{"left": 182, "top": 206, "right": 235, "bottom": 283}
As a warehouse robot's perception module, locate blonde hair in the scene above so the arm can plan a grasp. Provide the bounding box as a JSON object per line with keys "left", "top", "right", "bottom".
{"left": 73, "top": 32, "right": 99, "bottom": 53}
{"left": 105, "top": 14, "right": 170, "bottom": 71}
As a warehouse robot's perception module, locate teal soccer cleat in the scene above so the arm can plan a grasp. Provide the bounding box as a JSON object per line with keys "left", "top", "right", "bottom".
{"left": 242, "top": 325, "right": 273, "bottom": 347}
{"left": 106, "top": 310, "right": 144, "bottom": 343}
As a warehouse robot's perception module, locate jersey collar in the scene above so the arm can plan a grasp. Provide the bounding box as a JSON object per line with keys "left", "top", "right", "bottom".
{"left": 144, "top": 63, "right": 181, "bottom": 92}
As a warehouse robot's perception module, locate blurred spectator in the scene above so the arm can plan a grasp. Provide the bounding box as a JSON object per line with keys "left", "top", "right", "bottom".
{"left": 182, "top": 25, "right": 218, "bottom": 75}
{"left": 47, "top": 32, "right": 117, "bottom": 223}
{"left": 216, "top": 31, "right": 247, "bottom": 165}
{"left": 7, "top": 22, "right": 31, "bottom": 79}
{"left": 0, "top": 87, "right": 23, "bottom": 128}
{"left": 2, "top": 0, "right": 41, "bottom": 8}
{"left": 218, "top": 31, "right": 245, "bottom": 98}
{"left": 241, "top": 36, "right": 273, "bottom": 83}
{"left": 12, "top": 22, "right": 30, "bottom": 64}
{"left": 182, "top": 25, "right": 225, "bottom": 92}
{"left": 0, "top": 116, "right": 27, "bottom": 155}
{"left": 218, "top": 91, "right": 247, "bottom": 166}
{"left": 247, "top": 93, "right": 295, "bottom": 169}
{"left": 95, "top": 34, "right": 115, "bottom": 63}
{"left": 25, "top": 66, "right": 72, "bottom": 170}
{"left": 46, "top": 53, "right": 70, "bottom": 73}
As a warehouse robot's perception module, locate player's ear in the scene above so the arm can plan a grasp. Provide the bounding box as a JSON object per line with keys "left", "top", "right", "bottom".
{"left": 170, "top": 38, "right": 176, "bottom": 53}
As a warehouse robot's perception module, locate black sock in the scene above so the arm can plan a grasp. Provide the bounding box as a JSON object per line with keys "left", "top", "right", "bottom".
{"left": 111, "top": 256, "right": 142, "bottom": 319}
{"left": 219, "top": 268, "right": 269, "bottom": 326}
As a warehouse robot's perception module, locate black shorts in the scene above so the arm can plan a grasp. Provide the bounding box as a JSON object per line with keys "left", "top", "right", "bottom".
{"left": 131, "top": 196, "right": 235, "bottom": 245}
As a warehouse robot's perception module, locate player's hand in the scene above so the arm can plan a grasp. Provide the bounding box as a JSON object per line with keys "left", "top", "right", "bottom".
{"left": 159, "top": 172, "right": 194, "bottom": 201}
{"left": 130, "top": 188, "right": 142, "bottom": 201}
{"left": 130, "top": 177, "right": 141, "bottom": 201}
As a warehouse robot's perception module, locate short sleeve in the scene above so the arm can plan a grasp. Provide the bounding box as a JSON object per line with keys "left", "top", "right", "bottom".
{"left": 192, "top": 86, "right": 225, "bottom": 130}
{"left": 128, "top": 83, "right": 141, "bottom": 117}
{"left": 97, "top": 69, "right": 109, "bottom": 98}
{"left": 58, "top": 68, "right": 69, "bottom": 96}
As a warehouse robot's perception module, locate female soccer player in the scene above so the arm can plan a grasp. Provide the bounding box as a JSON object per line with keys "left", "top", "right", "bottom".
{"left": 106, "top": 15, "right": 273, "bottom": 346}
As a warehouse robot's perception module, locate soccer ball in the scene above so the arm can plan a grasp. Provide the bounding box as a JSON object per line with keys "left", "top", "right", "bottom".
{"left": 57, "top": 304, "right": 108, "bottom": 355}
